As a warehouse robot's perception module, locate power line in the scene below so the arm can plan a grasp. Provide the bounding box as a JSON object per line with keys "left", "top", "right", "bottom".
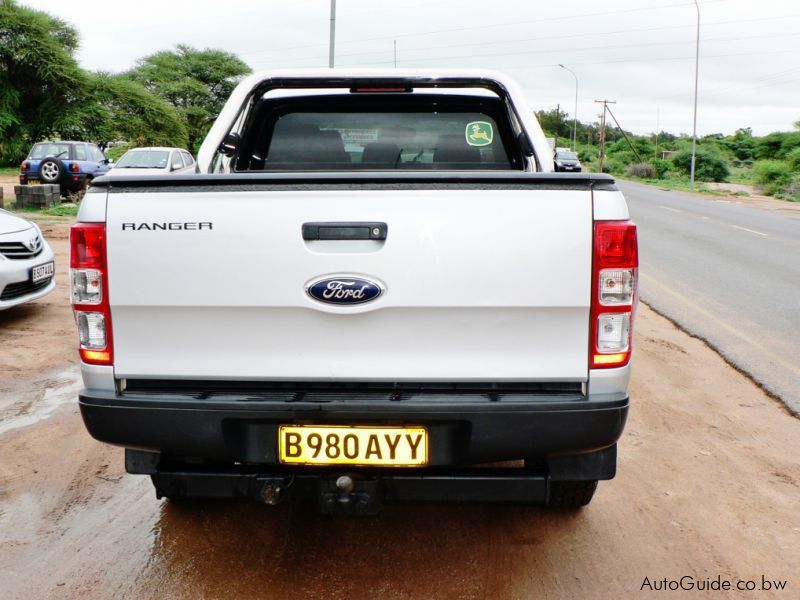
{"left": 657, "top": 66, "right": 800, "bottom": 101}
{"left": 244, "top": 13, "right": 800, "bottom": 65}
{"left": 333, "top": 48, "right": 800, "bottom": 70}
{"left": 332, "top": 31, "right": 798, "bottom": 68}
{"left": 239, "top": 0, "right": 730, "bottom": 57}
{"left": 327, "top": 31, "right": 798, "bottom": 67}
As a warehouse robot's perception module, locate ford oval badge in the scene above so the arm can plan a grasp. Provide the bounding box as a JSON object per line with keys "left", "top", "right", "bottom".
{"left": 307, "top": 276, "right": 383, "bottom": 305}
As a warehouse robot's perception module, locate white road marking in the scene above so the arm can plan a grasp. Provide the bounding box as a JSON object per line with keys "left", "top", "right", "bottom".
{"left": 731, "top": 225, "right": 768, "bottom": 237}
{"left": 659, "top": 206, "right": 683, "bottom": 213}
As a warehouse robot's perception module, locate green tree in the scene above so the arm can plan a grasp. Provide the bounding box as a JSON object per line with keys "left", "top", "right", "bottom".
{"left": 78, "top": 74, "right": 188, "bottom": 148}
{"left": 0, "top": 1, "right": 191, "bottom": 164}
{"left": 723, "top": 127, "right": 756, "bottom": 161}
{"left": 127, "top": 45, "right": 251, "bottom": 150}
{"left": 0, "top": 0, "right": 86, "bottom": 163}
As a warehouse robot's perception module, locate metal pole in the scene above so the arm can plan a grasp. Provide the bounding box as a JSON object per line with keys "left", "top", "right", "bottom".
{"left": 559, "top": 64, "right": 578, "bottom": 150}
{"left": 328, "top": 0, "right": 336, "bottom": 68}
{"left": 555, "top": 104, "right": 560, "bottom": 148}
{"left": 690, "top": 0, "right": 700, "bottom": 190}
{"left": 655, "top": 108, "right": 660, "bottom": 160}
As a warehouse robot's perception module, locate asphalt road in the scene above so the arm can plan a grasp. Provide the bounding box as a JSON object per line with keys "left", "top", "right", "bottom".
{"left": 620, "top": 180, "right": 800, "bottom": 412}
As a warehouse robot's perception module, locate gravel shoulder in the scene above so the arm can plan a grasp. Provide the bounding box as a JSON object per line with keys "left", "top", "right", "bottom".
{"left": 0, "top": 221, "right": 798, "bottom": 598}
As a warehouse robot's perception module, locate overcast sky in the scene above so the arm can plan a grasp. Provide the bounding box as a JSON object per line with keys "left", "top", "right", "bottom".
{"left": 23, "top": 0, "right": 800, "bottom": 137}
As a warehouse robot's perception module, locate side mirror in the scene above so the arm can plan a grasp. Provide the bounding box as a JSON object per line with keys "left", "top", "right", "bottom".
{"left": 219, "top": 132, "right": 240, "bottom": 157}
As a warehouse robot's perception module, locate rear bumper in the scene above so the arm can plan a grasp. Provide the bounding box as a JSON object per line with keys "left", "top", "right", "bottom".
{"left": 19, "top": 173, "right": 87, "bottom": 191}
{"left": 79, "top": 388, "right": 629, "bottom": 468}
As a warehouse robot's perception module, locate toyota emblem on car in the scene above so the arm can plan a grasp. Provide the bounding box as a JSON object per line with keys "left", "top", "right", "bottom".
{"left": 306, "top": 276, "right": 384, "bottom": 305}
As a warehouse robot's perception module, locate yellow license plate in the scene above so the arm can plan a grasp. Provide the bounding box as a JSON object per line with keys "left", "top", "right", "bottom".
{"left": 278, "top": 425, "right": 428, "bottom": 467}
{"left": 27, "top": 179, "right": 41, "bottom": 185}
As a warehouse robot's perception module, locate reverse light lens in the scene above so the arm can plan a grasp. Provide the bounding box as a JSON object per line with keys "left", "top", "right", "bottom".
{"left": 596, "top": 313, "right": 631, "bottom": 353}
{"left": 71, "top": 269, "right": 102, "bottom": 304}
{"left": 77, "top": 312, "right": 107, "bottom": 349}
{"left": 599, "top": 268, "right": 635, "bottom": 305}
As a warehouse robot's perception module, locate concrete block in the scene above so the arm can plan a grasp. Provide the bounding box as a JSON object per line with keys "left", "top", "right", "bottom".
{"left": 14, "top": 184, "right": 60, "bottom": 208}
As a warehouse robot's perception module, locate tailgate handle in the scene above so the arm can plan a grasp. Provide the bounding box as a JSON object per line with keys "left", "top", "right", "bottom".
{"left": 302, "top": 222, "right": 387, "bottom": 241}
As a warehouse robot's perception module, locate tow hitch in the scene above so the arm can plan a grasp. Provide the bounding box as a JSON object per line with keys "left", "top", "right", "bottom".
{"left": 318, "top": 475, "right": 382, "bottom": 516}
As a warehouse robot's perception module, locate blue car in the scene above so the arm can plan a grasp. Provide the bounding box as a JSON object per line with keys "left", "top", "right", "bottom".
{"left": 19, "top": 141, "right": 112, "bottom": 197}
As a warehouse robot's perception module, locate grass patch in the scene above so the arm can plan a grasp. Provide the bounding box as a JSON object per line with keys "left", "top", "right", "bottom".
{"left": 728, "top": 165, "right": 753, "bottom": 184}
{"left": 0, "top": 167, "right": 19, "bottom": 176}
{"left": 619, "top": 175, "right": 726, "bottom": 196}
{"left": 13, "top": 203, "right": 79, "bottom": 217}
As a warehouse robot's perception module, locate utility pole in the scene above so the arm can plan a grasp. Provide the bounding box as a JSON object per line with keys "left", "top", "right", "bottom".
{"left": 655, "top": 108, "right": 660, "bottom": 160}
{"left": 594, "top": 100, "right": 615, "bottom": 172}
{"left": 328, "top": 0, "right": 336, "bottom": 68}
{"left": 555, "top": 104, "right": 560, "bottom": 148}
{"left": 690, "top": 0, "right": 700, "bottom": 190}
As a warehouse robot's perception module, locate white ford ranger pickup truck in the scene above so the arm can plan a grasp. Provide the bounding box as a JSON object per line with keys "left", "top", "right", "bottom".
{"left": 73, "top": 69, "right": 637, "bottom": 514}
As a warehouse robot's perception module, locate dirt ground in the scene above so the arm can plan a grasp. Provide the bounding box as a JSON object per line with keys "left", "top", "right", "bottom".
{"left": 0, "top": 220, "right": 798, "bottom": 599}
{"left": 0, "top": 217, "right": 76, "bottom": 397}
{"left": 1, "top": 174, "right": 19, "bottom": 206}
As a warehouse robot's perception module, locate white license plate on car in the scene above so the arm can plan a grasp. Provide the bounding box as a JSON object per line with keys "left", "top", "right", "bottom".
{"left": 31, "top": 261, "right": 54, "bottom": 283}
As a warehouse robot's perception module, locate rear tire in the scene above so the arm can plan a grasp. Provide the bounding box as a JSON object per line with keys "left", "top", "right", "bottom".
{"left": 546, "top": 480, "right": 598, "bottom": 509}
{"left": 67, "top": 177, "right": 90, "bottom": 202}
{"left": 38, "top": 157, "right": 65, "bottom": 184}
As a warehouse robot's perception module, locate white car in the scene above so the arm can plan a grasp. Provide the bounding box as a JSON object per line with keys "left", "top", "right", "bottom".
{"left": 0, "top": 210, "right": 55, "bottom": 310}
{"left": 107, "top": 147, "right": 196, "bottom": 176}
{"left": 74, "top": 69, "right": 638, "bottom": 514}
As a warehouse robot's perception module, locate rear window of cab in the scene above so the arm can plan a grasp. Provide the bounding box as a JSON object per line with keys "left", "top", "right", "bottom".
{"left": 234, "top": 94, "right": 523, "bottom": 171}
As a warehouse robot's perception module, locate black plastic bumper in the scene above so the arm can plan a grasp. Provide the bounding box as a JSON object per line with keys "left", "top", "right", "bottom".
{"left": 79, "top": 388, "right": 628, "bottom": 469}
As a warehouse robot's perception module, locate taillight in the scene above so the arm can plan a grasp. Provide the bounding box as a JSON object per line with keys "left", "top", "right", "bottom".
{"left": 70, "top": 223, "right": 113, "bottom": 365}
{"left": 70, "top": 163, "right": 79, "bottom": 173}
{"left": 591, "top": 221, "right": 638, "bottom": 369}
{"left": 20, "top": 162, "right": 28, "bottom": 172}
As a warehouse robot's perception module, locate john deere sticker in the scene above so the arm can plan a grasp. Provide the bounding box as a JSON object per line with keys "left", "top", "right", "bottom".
{"left": 465, "top": 121, "right": 493, "bottom": 146}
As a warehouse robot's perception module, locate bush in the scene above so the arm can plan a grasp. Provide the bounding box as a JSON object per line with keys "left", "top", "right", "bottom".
{"left": 652, "top": 158, "right": 671, "bottom": 178}
{"left": 753, "top": 160, "right": 793, "bottom": 196}
{"left": 785, "top": 147, "right": 800, "bottom": 171}
{"left": 670, "top": 147, "right": 730, "bottom": 182}
{"left": 601, "top": 157, "right": 626, "bottom": 175}
{"left": 778, "top": 174, "right": 800, "bottom": 201}
{"left": 578, "top": 148, "right": 596, "bottom": 163}
{"left": 625, "top": 162, "right": 657, "bottom": 179}
{"left": 755, "top": 131, "right": 800, "bottom": 160}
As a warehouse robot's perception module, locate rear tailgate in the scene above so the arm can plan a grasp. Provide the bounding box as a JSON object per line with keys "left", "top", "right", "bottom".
{"left": 105, "top": 179, "right": 592, "bottom": 382}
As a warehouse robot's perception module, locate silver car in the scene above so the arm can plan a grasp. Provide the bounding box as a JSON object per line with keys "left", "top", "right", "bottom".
{"left": 0, "top": 210, "right": 55, "bottom": 310}
{"left": 107, "top": 147, "right": 196, "bottom": 176}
